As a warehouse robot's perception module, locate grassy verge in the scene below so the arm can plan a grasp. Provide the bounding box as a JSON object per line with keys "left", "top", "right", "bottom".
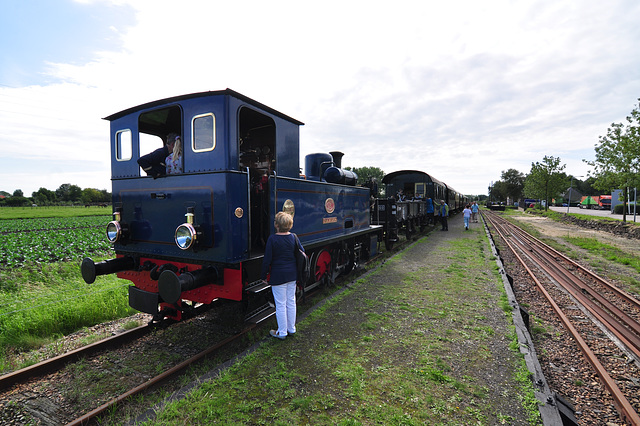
{"left": 524, "top": 207, "right": 640, "bottom": 226}
{"left": 564, "top": 237, "right": 640, "bottom": 293}
{"left": 0, "top": 259, "right": 137, "bottom": 372}
{"left": 0, "top": 206, "right": 111, "bottom": 220}
{"left": 143, "top": 230, "right": 539, "bottom": 425}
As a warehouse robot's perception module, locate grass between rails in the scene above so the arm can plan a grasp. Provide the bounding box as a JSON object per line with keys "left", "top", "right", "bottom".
{"left": 144, "top": 229, "right": 540, "bottom": 425}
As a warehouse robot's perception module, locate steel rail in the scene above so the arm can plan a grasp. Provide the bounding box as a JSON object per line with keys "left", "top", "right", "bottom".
{"left": 491, "top": 215, "right": 640, "bottom": 357}
{"left": 0, "top": 323, "right": 152, "bottom": 392}
{"left": 511, "top": 228, "right": 640, "bottom": 360}
{"left": 493, "top": 212, "right": 640, "bottom": 310}
{"left": 484, "top": 212, "right": 640, "bottom": 425}
{"left": 65, "top": 323, "right": 257, "bottom": 426}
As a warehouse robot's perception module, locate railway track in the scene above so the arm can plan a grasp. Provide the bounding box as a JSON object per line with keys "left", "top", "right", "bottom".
{"left": 484, "top": 210, "right": 640, "bottom": 425}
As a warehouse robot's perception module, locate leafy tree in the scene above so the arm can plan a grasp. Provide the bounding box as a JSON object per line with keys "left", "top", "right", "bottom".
{"left": 12, "top": 189, "right": 24, "bottom": 197}
{"left": 81, "top": 188, "right": 106, "bottom": 204}
{"left": 584, "top": 99, "right": 640, "bottom": 222}
{"left": 32, "top": 187, "right": 57, "bottom": 205}
{"left": 5, "top": 195, "right": 29, "bottom": 207}
{"left": 490, "top": 180, "right": 507, "bottom": 202}
{"left": 524, "top": 156, "right": 567, "bottom": 211}
{"left": 56, "top": 183, "right": 83, "bottom": 203}
{"left": 490, "top": 169, "right": 526, "bottom": 204}
{"left": 344, "top": 166, "right": 385, "bottom": 197}
{"left": 500, "top": 168, "right": 525, "bottom": 202}
{"left": 577, "top": 177, "right": 597, "bottom": 195}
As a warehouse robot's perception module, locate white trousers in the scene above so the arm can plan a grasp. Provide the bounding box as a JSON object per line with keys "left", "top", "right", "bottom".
{"left": 271, "top": 281, "right": 297, "bottom": 337}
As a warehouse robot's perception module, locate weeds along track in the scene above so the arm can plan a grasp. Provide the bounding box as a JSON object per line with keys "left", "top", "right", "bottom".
{"left": 484, "top": 210, "right": 640, "bottom": 425}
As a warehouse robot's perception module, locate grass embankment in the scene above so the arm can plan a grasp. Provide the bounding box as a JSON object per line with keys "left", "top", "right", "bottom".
{"left": 522, "top": 207, "right": 639, "bottom": 226}
{"left": 0, "top": 206, "right": 135, "bottom": 372}
{"left": 0, "top": 205, "right": 111, "bottom": 220}
{"left": 144, "top": 229, "right": 539, "bottom": 425}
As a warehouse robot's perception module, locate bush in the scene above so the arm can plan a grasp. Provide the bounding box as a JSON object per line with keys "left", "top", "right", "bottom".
{"left": 614, "top": 203, "right": 640, "bottom": 214}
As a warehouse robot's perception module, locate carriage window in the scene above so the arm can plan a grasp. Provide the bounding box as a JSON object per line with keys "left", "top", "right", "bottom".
{"left": 116, "top": 129, "right": 132, "bottom": 161}
{"left": 193, "top": 113, "right": 215, "bottom": 152}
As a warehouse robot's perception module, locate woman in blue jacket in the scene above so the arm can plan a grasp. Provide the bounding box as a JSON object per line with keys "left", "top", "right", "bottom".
{"left": 261, "top": 211, "right": 305, "bottom": 340}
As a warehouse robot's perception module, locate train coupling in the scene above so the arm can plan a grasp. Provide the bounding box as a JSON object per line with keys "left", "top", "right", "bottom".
{"left": 81, "top": 256, "right": 137, "bottom": 284}
{"left": 158, "top": 266, "right": 218, "bottom": 304}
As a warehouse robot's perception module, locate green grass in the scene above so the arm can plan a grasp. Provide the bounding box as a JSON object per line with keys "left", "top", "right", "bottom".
{"left": 0, "top": 205, "right": 111, "bottom": 219}
{"left": 566, "top": 237, "right": 640, "bottom": 274}
{"left": 0, "top": 259, "right": 136, "bottom": 372}
{"left": 525, "top": 207, "right": 639, "bottom": 226}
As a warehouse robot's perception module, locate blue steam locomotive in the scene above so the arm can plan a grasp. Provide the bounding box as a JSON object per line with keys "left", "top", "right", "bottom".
{"left": 81, "top": 89, "right": 381, "bottom": 322}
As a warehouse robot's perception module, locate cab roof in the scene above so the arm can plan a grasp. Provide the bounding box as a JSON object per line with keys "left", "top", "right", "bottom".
{"left": 103, "top": 88, "right": 304, "bottom": 126}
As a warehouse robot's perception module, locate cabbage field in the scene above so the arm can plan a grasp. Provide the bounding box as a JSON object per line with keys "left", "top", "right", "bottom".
{"left": 0, "top": 214, "right": 113, "bottom": 269}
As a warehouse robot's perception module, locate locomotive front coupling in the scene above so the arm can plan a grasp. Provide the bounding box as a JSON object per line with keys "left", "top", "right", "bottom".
{"left": 81, "top": 256, "right": 137, "bottom": 284}
{"left": 158, "top": 266, "right": 218, "bottom": 304}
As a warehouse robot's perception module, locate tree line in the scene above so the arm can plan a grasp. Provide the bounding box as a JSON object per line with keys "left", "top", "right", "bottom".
{"left": 0, "top": 184, "right": 111, "bottom": 207}
{"left": 489, "top": 98, "right": 640, "bottom": 222}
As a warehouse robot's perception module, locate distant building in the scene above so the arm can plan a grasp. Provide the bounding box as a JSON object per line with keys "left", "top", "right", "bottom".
{"left": 561, "top": 187, "right": 583, "bottom": 206}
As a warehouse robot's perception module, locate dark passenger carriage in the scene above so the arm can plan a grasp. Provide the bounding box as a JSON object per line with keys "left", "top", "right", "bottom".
{"left": 371, "top": 170, "right": 446, "bottom": 245}
{"left": 81, "top": 89, "right": 381, "bottom": 322}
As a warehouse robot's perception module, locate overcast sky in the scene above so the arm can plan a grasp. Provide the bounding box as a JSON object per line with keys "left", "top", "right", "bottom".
{"left": 1, "top": 0, "right": 639, "bottom": 197}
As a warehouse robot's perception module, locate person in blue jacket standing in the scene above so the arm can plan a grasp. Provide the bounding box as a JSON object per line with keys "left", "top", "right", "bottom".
{"left": 261, "top": 211, "right": 305, "bottom": 340}
{"left": 471, "top": 201, "right": 479, "bottom": 223}
{"left": 426, "top": 197, "right": 434, "bottom": 225}
{"left": 439, "top": 200, "right": 449, "bottom": 231}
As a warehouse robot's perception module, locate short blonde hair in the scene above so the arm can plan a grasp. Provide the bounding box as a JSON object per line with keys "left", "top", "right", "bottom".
{"left": 274, "top": 211, "right": 293, "bottom": 232}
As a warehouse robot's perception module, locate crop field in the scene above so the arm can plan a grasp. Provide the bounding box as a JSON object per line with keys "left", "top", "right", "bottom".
{"left": 1, "top": 216, "right": 113, "bottom": 268}
{"left": 0, "top": 207, "right": 136, "bottom": 371}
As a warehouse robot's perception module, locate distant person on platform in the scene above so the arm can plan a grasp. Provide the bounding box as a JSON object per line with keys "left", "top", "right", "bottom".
{"left": 471, "top": 201, "right": 479, "bottom": 223}
{"left": 439, "top": 200, "right": 449, "bottom": 231}
{"left": 426, "top": 197, "right": 434, "bottom": 225}
{"left": 463, "top": 204, "right": 472, "bottom": 230}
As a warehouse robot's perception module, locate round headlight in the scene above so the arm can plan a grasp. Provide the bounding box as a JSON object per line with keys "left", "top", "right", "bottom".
{"left": 175, "top": 223, "right": 197, "bottom": 250}
{"left": 106, "top": 221, "right": 122, "bottom": 243}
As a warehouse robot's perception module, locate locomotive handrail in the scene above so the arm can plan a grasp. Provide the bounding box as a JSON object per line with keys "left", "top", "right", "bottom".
{"left": 271, "top": 170, "right": 277, "bottom": 216}
{"left": 246, "top": 167, "right": 252, "bottom": 256}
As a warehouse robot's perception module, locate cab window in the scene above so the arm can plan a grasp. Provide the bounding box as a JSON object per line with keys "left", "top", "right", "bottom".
{"left": 193, "top": 113, "right": 215, "bottom": 152}
{"left": 116, "top": 129, "right": 132, "bottom": 161}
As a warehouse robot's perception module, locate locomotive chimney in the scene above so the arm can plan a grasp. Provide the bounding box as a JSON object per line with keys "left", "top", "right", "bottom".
{"left": 330, "top": 151, "right": 344, "bottom": 168}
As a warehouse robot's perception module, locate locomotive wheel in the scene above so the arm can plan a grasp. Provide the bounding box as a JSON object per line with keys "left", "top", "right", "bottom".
{"left": 313, "top": 249, "right": 332, "bottom": 283}
{"left": 385, "top": 239, "right": 394, "bottom": 251}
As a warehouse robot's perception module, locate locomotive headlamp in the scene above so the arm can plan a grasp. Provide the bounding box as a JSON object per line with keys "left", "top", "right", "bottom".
{"left": 175, "top": 223, "right": 197, "bottom": 250}
{"left": 106, "top": 220, "right": 123, "bottom": 243}
{"left": 175, "top": 207, "right": 200, "bottom": 250}
{"left": 106, "top": 208, "right": 127, "bottom": 243}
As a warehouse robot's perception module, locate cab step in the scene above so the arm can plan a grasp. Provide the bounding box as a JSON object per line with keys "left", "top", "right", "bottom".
{"left": 245, "top": 304, "right": 276, "bottom": 324}
{"left": 245, "top": 280, "right": 271, "bottom": 294}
